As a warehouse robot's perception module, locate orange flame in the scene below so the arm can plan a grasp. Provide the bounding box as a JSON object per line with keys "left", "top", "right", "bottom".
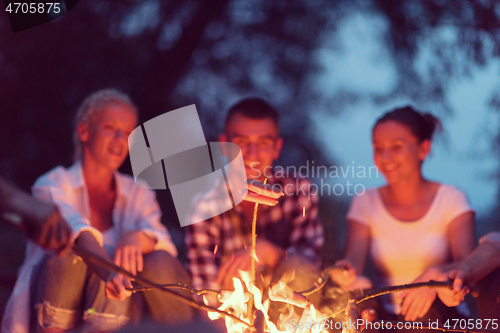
{"left": 206, "top": 269, "right": 329, "bottom": 333}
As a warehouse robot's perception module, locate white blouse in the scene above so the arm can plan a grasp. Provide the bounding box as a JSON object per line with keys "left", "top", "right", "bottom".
{"left": 2, "top": 162, "right": 177, "bottom": 333}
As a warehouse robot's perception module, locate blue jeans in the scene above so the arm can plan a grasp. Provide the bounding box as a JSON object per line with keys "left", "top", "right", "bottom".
{"left": 35, "top": 250, "right": 194, "bottom": 331}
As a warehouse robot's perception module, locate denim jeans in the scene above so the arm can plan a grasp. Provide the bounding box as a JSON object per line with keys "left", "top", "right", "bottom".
{"left": 35, "top": 250, "right": 194, "bottom": 331}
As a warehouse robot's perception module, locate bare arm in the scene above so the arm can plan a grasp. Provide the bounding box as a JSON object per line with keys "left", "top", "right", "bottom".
{"left": 408, "top": 211, "right": 475, "bottom": 283}
{"left": 437, "top": 237, "right": 500, "bottom": 307}
{"left": 331, "top": 219, "right": 371, "bottom": 288}
{"left": 74, "top": 230, "right": 113, "bottom": 280}
{"left": 447, "top": 211, "right": 476, "bottom": 262}
{"left": 452, "top": 242, "right": 500, "bottom": 288}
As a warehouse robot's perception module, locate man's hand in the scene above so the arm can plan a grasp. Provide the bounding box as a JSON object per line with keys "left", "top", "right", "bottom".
{"left": 24, "top": 205, "right": 72, "bottom": 253}
{"left": 0, "top": 176, "right": 71, "bottom": 252}
{"left": 217, "top": 240, "right": 284, "bottom": 289}
{"left": 436, "top": 241, "right": 500, "bottom": 307}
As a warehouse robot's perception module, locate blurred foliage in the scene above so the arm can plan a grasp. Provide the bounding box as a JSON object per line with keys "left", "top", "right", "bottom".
{"left": 1, "top": 0, "right": 499, "bottom": 219}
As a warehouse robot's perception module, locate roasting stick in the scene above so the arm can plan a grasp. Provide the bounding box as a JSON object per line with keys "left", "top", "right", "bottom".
{"left": 329, "top": 280, "right": 454, "bottom": 318}
{"left": 126, "top": 283, "right": 219, "bottom": 295}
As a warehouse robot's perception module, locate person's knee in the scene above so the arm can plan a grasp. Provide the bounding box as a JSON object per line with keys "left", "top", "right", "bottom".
{"left": 140, "top": 250, "right": 190, "bottom": 284}
{"left": 42, "top": 251, "right": 86, "bottom": 276}
{"left": 35, "top": 301, "right": 80, "bottom": 331}
{"left": 36, "top": 252, "right": 87, "bottom": 310}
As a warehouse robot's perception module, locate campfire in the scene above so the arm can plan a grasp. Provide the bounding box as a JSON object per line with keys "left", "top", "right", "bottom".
{"left": 72, "top": 179, "right": 467, "bottom": 333}
{"left": 204, "top": 269, "right": 328, "bottom": 333}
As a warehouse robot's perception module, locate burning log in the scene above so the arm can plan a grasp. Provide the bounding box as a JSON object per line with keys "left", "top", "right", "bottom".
{"left": 295, "top": 303, "right": 328, "bottom": 333}
{"left": 218, "top": 289, "right": 252, "bottom": 303}
{"left": 269, "top": 282, "right": 310, "bottom": 309}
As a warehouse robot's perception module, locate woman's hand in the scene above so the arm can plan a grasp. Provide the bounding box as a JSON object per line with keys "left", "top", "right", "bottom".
{"left": 400, "top": 288, "right": 436, "bottom": 321}
{"left": 400, "top": 267, "right": 440, "bottom": 321}
{"left": 217, "top": 250, "right": 251, "bottom": 289}
{"left": 114, "top": 231, "right": 144, "bottom": 277}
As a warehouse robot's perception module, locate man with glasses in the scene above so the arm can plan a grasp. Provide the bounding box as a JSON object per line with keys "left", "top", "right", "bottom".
{"left": 185, "top": 98, "right": 324, "bottom": 317}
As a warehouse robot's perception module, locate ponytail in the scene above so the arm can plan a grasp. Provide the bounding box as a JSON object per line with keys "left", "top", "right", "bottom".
{"left": 373, "top": 106, "right": 442, "bottom": 142}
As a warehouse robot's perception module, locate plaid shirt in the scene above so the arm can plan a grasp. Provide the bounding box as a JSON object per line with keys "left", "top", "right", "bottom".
{"left": 185, "top": 175, "right": 324, "bottom": 290}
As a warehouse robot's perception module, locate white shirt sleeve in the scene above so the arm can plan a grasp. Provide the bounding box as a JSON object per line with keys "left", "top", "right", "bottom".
{"left": 443, "top": 186, "right": 475, "bottom": 225}
{"left": 31, "top": 167, "right": 103, "bottom": 246}
{"left": 346, "top": 191, "right": 370, "bottom": 226}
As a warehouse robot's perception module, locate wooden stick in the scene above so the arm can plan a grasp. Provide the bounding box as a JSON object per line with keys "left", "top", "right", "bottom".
{"left": 126, "top": 284, "right": 219, "bottom": 295}
{"left": 329, "top": 280, "right": 453, "bottom": 318}
{"left": 354, "top": 280, "right": 452, "bottom": 304}
{"left": 250, "top": 178, "right": 267, "bottom": 282}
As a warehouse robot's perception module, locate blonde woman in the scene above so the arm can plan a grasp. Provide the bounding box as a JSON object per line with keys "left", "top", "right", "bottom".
{"left": 2, "top": 89, "right": 193, "bottom": 333}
